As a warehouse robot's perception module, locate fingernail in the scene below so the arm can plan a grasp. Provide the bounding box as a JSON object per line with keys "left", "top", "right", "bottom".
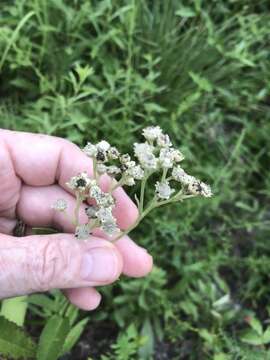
{"left": 80, "top": 247, "right": 119, "bottom": 282}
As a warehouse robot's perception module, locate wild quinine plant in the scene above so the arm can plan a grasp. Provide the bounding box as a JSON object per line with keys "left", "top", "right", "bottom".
{"left": 52, "top": 127, "right": 212, "bottom": 241}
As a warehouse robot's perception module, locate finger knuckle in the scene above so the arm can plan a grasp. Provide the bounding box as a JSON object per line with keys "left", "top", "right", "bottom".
{"left": 29, "top": 237, "right": 72, "bottom": 292}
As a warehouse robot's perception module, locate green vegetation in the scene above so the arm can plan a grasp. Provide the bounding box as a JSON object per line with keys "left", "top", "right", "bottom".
{"left": 0, "top": 0, "right": 270, "bottom": 359}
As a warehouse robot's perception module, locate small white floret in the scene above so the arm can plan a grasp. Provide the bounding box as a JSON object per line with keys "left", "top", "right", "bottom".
{"left": 155, "top": 181, "right": 175, "bottom": 200}
{"left": 101, "top": 221, "right": 119, "bottom": 236}
{"left": 83, "top": 143, "right": 97, "bottom": 158}
{"left": 75, "top": 224, "right": 90, "bottom": 240}
{"left": 51, "top": 199, "right": 67, "bottom": 212}
{"left": 97, "top": 140, "right": 111, "bottom": 152}
{"left": 142, "top": 126, "right": 163, "bottom": 141}
{"left": 157, "top": 133, "right": 172, "bottom": 148}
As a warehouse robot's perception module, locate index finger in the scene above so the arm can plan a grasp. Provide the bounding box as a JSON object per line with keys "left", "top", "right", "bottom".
{"left": 1, "top": 130, "right": 138, "bottom": 228}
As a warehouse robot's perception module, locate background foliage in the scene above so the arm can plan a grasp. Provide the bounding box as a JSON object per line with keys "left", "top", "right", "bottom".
{"left": 0, "top": 0, "right": 270, "bottom": 359}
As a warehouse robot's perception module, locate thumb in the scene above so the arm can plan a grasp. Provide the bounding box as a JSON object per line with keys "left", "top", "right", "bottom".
{"left": 0, "top": 233, "right": 122, "bottom": 299}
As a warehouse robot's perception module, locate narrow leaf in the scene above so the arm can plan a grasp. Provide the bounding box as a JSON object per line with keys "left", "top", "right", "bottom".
{"left": 139, "top": 318, "right": 154, "bottom": 359}
{"left": 175, "top": 7, "right": 196, "bottom": 18}
{"left": 263, "top": 327, "right": 270, "bottom": 344}
{"left": 37, "top": 315, "right": 70, "bottom": 360}
{"left": 61, "top": 318, "right": 89, "bottom": 355}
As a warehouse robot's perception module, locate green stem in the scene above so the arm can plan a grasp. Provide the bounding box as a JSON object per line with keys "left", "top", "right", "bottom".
{"left": 112, "top": 193, "right": 197, "bottom": 242}
{"left": 88, "top": 219, "right": 99, "bottom": 232}
{"left": 139, "top": 177, "right": 147, "bottom": 214}
{"left": 109, "top": 177, "right": 124, "bottom": 194}
{"left": 73, "top": 192, "right": 82, "bottom": 226}
{"left": 161, "top": 168, "right": 168, "bottom": 182}
{"left": 93, "top": 158, "right": 97, "bottom": 180}
{"left": 113, "top": 197, "right": 157, "bottom": 242}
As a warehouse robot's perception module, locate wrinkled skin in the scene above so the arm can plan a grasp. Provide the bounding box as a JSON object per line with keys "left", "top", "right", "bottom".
{"left": 0, "top": 130, "right": 153, "bottom": 310}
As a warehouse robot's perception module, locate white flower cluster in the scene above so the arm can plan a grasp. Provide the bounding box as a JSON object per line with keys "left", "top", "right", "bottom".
{"left": 137, "top": 126, "right": 212, "bottom": 200}
{"left": 83, "top": 140, "right": 145, "bottom": 186}
{"left": 53, "top": 172, "right": 119, "bottom": 239}
{"left": 87, "top": 179, "right": 119, "bottom": 236}
{"left": 134, "top": 126, "right": 184, "bottom": 174}
{"left": 52, "top": 126, "right": 212, "bottom": 242}
{"left": 172, "top": 166, "right": 212, "bottom": 197}
{"left": 84, "top": 141, "right": 119, "bottom": 164}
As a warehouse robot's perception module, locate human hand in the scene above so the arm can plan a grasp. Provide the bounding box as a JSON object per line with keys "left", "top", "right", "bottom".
{"left": 0, "top": 130, "right": 153, "bottom": 310}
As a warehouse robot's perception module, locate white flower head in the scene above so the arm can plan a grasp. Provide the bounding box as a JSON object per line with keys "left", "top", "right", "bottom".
{"left": 66, "top": 172, "right": 92, "bottom": 191}
{"left": 51, "top": 199, "right": 67, "bottom": 212}
{"left": 172, "top": 166, "right": 187, "bottom": 182}
{"left": 142, "top": 153, "right": 158, "bottom": 170}
{"left": 85, "top": 205, "right": 98, "bottom": 219}
{"left": 126, "top": 165, "right": 144, "bottom": 180}
{"left": 96, "top": 207, "right": 114, "bottom": 223}
{"left": 134, "top": 143, "right": 158, "bottom": 170}
{"left": 123, "top": 176, "right": 135, "bottom": 186}
{"left": 126, "top": 160, "right": 136, "bottom": 169}
{"left": 155, "top": 181, "right": 175, "bottom": 200}
{"left": 97, "top": 192, "right": 115, "bottom": 207}
{"left": 75, "top": 224, "right": 90, "bottom": 240}
{"left": 199, "top": 182, "right": 213, "bottom": 198}
{"left": 188, "top": 180, "right": 213, "bottom": 197}
{"left": 159, "top": 148, "right": 184, "bottom": 169}
{"left": 107, "top": 146, "right": 120, "bottom": 160}
{"left": 142, "top": 126, "right": 163, "bottom": 141}
{"left": 96, "top": 140, "right": 110, "bottom": 152}
{"left": 107, "top": 165, "right": 121, "bottom": 176}
{"left": 134, "top": 142, "right": 154, "bottom": 157}
{"left": 120, "top": 154, "right": 131, "bottom": 164}
{"left": 97, "top": 163, "right": 107, "bottom": 174}
{"left": 89, "top": 184, "right": 102, "bottom": 200}
{"left": 101, "top": 221, "right": 119, "bottom": 236}
{"left": 172, "top": 149, "right": 184, "bottom": 162}
{"left": 157, "top": 133, "right": 172, "bottom": 148}
{"left": 83, "top": 142, "right": 97, "bottom": 158}
{"left": 159, "top": 148, "right": 174, "bottom": 169}
{"left": 172, "top": 166, "right": 195, "bottom": 186}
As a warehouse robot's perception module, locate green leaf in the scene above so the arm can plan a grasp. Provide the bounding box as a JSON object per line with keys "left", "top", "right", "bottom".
{"left": 249, "top": 317, "right": 263, "bottom": 336}
{"left": 241, "top": 329, "right": 263, "bottom": 346}
{"left": 0, "top": 316, "right": 36, "bottom": 359}
{"left": 37, "top": 315, "right": 70, "bottom": 360}
{"left": 27, "top": 294, "right": 56, "bottom": 313}
{"left": 263, "top": 327, "right": 270, "bottom": 344}
{"left": 144, "top": 102, "right": 167, "bottom": 114}
{"left": 175, "top": 7, "right": 196, "bottom": 18}
{"left": 214, "top": 354, "right": 230, "bottom": 360}
{"left": 189, "top": 72, "right": 213, "bottom": 92}
{"left": 0, "top": 296, "right": 28, "bottom": 326}
{"left": 212, "top": 294, "right": 230, "bottom": 309}
{"left": 174, "top": 91, "right": 201, "bottom": 117}
{"left": 61, "top": 318, "right": 89, "bottom": 355}
{"left": 199, "top": 329, "right": 215, "bottom": 345}
{"left": 139, "top": 318, "right": 154, "bottom": 359}
{"left": 75, "top": 64, "right": 94, "bottom": 84}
